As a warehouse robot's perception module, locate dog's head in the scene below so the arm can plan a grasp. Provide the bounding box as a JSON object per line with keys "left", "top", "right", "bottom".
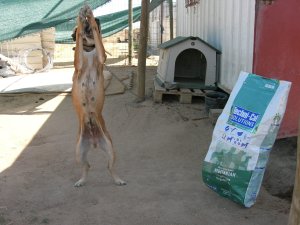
{"left": 72, "top": 17, "right": 100, "bottom": 49}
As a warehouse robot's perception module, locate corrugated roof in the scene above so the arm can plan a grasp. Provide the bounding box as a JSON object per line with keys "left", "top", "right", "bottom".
{"left": 158, "top": 36, "right": 221, "bottom": 53}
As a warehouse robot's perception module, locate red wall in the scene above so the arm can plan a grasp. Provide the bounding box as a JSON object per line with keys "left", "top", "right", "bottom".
{"left": 253, "top": 0, "right": 300, "bottom": 138}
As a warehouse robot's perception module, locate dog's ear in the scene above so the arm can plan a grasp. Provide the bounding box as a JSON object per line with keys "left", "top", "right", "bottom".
{"left": 95, "top": 18, "right": 100, "bottom": 30}
{"left": 72, "top": 27, "right": 77, "bottom": 41}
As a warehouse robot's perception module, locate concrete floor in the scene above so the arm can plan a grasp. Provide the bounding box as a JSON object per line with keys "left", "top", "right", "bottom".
{"left": 0, "top": 65, "right": 292, "bottom": 225}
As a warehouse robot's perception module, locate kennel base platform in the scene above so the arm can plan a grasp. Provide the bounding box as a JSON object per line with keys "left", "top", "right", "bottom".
{"left": 153, "top": 80, "right": 208, "bottom": 104}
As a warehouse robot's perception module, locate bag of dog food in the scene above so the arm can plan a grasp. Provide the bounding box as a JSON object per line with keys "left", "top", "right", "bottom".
{"left": 202, "top": 71, "right": 291, "bottom": 207}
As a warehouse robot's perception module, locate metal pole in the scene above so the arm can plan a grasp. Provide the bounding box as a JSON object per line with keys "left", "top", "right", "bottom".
{"left": 128, "top": 0, "right": 133, "bottom": 65}
{"left": 137, "top": 0, "right": 149, "bottom": 101}
{"left": 288, "top": 119, "right": 300, "bottom": 225}
{"left": 169, "top": 0, "right": 174, "bottom": 40}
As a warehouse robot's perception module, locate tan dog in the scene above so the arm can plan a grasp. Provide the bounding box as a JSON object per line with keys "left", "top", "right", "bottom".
{"left": 72, "top": 5, "right": 126, "bottom": 187}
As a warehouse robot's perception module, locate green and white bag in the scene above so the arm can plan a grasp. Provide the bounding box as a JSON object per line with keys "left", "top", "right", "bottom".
{"left": 202, "top": 71, "right": 291, "bottom": 207}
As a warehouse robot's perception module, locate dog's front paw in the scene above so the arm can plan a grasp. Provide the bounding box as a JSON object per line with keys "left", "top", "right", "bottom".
{"left": 78, "top": 11, "right": 86, "bottom": 23}
{"left": 80, "top": 5, "right": 92, "bottom": 17}
{"left": 85, "top": 7, "right": 93, "bottom": 19}
{"left": 79, "top": 5, "right": 90, "bottom": 22}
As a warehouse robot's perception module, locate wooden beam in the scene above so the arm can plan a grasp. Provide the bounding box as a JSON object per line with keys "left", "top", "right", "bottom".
{"left": 137, "top": 0, "right": 149, "bottom": 101}
{"left": 128, "top": 0, "right": 133, "bottom": 65}
{"left": 168, "top": 0, "right": 174, "bottom": 40}
{"left": 160, "top": 2, "right": 164, "bottom": 44}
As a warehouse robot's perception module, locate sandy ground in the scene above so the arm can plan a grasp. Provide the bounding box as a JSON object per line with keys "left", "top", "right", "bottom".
{"left": 0, "top": 64, "right": 296, "bottom": 225}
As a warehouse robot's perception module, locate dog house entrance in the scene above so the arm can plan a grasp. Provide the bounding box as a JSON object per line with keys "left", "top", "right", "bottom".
{"left": 174, "top": 48, "right": 207, "bottom": 85}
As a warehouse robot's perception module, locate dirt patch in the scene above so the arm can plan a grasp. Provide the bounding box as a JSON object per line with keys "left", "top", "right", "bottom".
{"left": 0, "top": 65, "right": 295, "bottom": 225}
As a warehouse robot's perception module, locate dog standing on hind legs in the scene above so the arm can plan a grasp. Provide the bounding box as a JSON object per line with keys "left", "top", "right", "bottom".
{"left": 72, "top": 5, "right": 126, "bottom": 187}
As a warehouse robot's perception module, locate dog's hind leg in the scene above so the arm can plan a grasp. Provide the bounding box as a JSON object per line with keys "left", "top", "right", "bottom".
{"left": 96, "top": 119, "right": 126, "bottom": 186}
{"left": 74, "top": 134, "right": 91, "bottom": 187}
{"left": 102, "top": 135, "right": 126, "bottom": 186}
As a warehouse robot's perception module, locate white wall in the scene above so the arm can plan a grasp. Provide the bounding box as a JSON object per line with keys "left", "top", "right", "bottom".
{"left": 176, "top": 0, "right": 255, "bottom": 91}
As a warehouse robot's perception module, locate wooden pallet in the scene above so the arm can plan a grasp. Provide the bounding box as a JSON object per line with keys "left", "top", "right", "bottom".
{"left": 153, "top": 80, "right": 206, "bottom": 104}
